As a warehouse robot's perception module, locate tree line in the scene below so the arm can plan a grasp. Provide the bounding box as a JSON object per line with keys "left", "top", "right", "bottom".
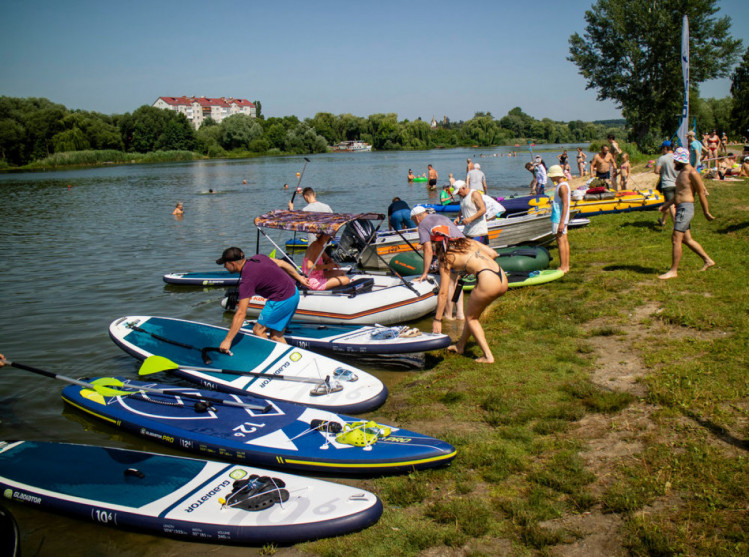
{"left": 0, "top": 97, "right": 627, "bottom": 169}
{"left": 4, "top": 0, "right": 749, "bottom": 171}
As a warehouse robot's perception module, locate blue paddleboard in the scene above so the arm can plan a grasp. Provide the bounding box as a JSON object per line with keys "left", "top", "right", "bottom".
{"left": 0, "top": 441, "right": 382, "bottom": 545}
{"left": 245, "top": 321, "right": 451, "bottom": 355}
{"left": 163, "top": 271, "right": 240, "bottom": 286}
{"left": 61, "top": 378, "right": 456, "bottom": 475}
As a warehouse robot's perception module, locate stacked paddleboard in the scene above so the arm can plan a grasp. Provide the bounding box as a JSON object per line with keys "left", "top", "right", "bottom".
{"left": 109, "top": 316, "right": 388, "bottom": 414}
{"left": 0, "top": 440, "right": 382, "bottom": 544}
{"left": 61, "top": 377, "right": 456, "bottom": 475}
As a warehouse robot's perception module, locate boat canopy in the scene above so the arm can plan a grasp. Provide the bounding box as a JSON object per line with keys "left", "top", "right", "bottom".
{"left": 254, "top": 210, "right": 384, "bottom": 237}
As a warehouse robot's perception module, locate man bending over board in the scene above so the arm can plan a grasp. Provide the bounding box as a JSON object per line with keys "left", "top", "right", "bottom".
{"left": 216, "top": 247, "right": 309, "bottom": 347}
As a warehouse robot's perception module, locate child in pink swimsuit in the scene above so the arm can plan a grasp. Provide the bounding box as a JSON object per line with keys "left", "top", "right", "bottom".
{"left": 303, "top": 234, "right": 350, "bottom": 290}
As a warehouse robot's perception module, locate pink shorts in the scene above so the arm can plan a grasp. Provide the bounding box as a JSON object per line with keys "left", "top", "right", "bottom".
{"left": 307, "top": 269, "right": 328, "bottom": 291}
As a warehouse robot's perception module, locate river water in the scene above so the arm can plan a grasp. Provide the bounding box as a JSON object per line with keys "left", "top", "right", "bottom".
{"left": 0, "top": 144, "right": 586, "bottom": 555}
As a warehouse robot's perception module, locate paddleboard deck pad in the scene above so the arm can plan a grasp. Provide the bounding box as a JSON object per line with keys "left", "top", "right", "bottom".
{"left": 244, "top": 321, "right": 451, "bottom": 355}
{"left": 0, "top": 441, "right": 382, "bottom": 544}
{"left": 61, "top": 378, "right": 456, "bottom": 475}
{"left": 109, "top": 316, "right": 387, "bottom": 414}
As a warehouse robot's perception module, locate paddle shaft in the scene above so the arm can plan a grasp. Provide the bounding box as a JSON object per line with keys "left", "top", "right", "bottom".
{"left": 290, "top": 157, "right": 311, "bottom": 204}
{"left": 6, "top": 360, "right": 270, "bottom": 412}
{"left": 168, "top": 363, "right": 326, "bottom": 385}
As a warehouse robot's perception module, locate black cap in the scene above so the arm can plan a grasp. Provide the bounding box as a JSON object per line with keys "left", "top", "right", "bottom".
{"left": 216, "top": 247, "right": 244, "bottom": 265}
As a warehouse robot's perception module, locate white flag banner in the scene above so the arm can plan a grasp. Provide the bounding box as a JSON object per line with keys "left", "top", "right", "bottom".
{"left": 677, "top": 15, "right": 690, "bottom": 147}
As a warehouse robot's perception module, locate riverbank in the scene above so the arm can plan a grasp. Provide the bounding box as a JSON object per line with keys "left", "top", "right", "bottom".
{"left": 303, "top": 177, "right": 748, "bottom": 556}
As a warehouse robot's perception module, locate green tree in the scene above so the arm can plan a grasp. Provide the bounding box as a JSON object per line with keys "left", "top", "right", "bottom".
{"left": 568, "top": 0, "right": 742, "bottom": 144}
{"left": 219, "top": 114, "right": 262, "bottom": 151}
{"left": 730, "top": 46, "right": 749, "bottom": 138}
{"left": 284, "top": 122, "right": 327, "bottom": 154}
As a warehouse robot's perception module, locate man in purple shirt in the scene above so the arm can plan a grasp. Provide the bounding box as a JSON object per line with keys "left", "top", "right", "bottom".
{"left": 216, "top": 247, "right": 309, "bottom": 348}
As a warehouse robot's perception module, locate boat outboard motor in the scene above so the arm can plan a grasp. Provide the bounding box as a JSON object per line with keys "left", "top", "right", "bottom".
{"left": 334, "top": 219, "right": 376, "bottom": 262}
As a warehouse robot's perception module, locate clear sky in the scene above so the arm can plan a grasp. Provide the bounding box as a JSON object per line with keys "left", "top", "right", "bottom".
{"left": 1, "top": 0, "right": 747, "bottom": 123}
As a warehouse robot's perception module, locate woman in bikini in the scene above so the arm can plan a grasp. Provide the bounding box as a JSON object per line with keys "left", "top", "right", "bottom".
{"left": 302, "top": 234, "right": 350, "bottom": 291}
{"left": 576, "top": 147, "right": 587, "bottom": 177}
{"left": 430, "top": 225, "right": 508, "bottom": 363}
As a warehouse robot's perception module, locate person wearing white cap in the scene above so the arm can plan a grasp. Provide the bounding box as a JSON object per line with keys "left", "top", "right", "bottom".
{"left": 454, "top": 180, "right": 488, "bottom": 243}
{"left": 410, "top": 205, "right": 465, "bottom": 320}
{"left": 466, "top": 163, "right": 487, "bottom": 194}
{"left": 547, "top": 165, "right": 571, "bottom": 273}
{"left": 657, "top": 147, "right": 715, "bottom": 280}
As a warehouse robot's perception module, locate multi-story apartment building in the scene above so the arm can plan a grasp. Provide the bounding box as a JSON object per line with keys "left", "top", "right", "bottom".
{"left": 152, "top": 96, "right": 256, "bottom": 129}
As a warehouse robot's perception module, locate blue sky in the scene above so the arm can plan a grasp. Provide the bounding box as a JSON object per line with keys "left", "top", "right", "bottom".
{"left": 1, "top": 0, "right": 747, "bottom": 122}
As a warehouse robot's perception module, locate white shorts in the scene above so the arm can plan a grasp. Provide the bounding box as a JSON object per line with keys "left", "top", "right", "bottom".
{"left": 552, "top": 222, "right": 567, "bottom": 235}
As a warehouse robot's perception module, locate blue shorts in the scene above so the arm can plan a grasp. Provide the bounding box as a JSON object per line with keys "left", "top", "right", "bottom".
{"left": 258, "top": 288, "right": 299, "bottom": 332}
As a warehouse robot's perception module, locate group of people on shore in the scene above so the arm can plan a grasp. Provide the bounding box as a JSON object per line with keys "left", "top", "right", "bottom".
{"left": 210, "top": 134, "right": 726, "bottom": 367}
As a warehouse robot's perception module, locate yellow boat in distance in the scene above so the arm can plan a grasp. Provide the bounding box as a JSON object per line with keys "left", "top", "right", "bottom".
{"left": 529, "top": 189, "right": 663, "bottom": 216}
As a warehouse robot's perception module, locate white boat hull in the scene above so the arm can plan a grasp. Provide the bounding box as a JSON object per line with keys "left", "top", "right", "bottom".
{"left": 223, "top": 274, "right": 439, "bottom": 325}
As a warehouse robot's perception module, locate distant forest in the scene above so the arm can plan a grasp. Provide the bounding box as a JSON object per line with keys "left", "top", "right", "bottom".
{"left": 0, "top": 96, "right": 628, "bottom": 169}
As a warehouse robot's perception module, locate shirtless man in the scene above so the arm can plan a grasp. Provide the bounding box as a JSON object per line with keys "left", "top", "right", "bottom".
{"left": 607, "top": 134, "right": 623, "bottom": 190}
{"left": 658, "top": 147, "right": 715, "bottom": 280}
{"left": 590, "top": 145, "right": 617, "bottom": 188}
{"left": 427, "top": 164, "right": 438, "bottom": 190}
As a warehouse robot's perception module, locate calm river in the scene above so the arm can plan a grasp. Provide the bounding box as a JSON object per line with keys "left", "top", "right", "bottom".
{"left": 0, "top": 144, "right": 586, "bottom": 555}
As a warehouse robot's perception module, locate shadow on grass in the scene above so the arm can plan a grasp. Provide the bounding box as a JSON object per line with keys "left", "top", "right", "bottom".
{"left": 619, "top": 219, "right": 668, "bottom": 232}
{"left": 715, "top": 221, "right": 749, "bottom": 234}
{"left": 603, "top": 264, "right": 660, "bottom": 274}
{"left": 683, "top": 409, "right": 749, "bottom": 452}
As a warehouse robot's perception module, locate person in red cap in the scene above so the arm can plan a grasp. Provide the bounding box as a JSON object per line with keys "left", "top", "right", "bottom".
{"left": 658, "top": 147, "right": 715, "bottom": 280}
{"left": 429, "top": 225, "right": 508, "bottom": 363}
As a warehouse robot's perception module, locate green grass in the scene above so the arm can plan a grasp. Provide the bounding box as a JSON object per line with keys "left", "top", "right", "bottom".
{"left": 304, "top": 177, "right": 749, "bottom": 556}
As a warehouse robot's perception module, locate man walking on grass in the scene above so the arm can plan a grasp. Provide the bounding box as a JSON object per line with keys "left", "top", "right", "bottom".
{"left": 658, "top": 148, "right": 716, "bottom": 280}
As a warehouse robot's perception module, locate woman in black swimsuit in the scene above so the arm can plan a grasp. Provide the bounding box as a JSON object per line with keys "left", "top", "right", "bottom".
{"left": 430, "top": 226, "right": 508, "bottom": 363}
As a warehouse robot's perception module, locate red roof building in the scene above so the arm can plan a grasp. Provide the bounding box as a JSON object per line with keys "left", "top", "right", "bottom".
{"left": 152, "top": 96, "right": 257, "bottom": 129}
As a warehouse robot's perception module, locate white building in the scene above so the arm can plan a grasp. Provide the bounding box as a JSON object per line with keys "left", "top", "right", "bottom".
{"left": 153, "top": 96, "right": 256, "bottom": 129}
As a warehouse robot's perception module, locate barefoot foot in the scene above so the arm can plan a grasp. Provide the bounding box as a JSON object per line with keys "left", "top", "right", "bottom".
{"left": 699, "top": 259, "right": 715, "bottom": 271}
{"left": 447, "top": 344, "right": 464, "bottom": 355}
{"left": 658, "top": 270, "right": 678, "bottom": 280}
{"left": 475, "top": 356, "right": 494, "bottom": 364}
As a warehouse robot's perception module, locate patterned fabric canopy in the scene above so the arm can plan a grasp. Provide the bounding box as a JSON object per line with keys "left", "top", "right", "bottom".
{"left": 254, "top": 210, "right": 384, "bottom": 237}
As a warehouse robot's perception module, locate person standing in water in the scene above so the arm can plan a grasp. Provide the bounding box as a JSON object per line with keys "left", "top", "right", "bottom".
{"left": 658, "top": 148, "right": 716, "bottom": 280}
{"left": 172, "top": 202, "right": 183, "bottom": 216}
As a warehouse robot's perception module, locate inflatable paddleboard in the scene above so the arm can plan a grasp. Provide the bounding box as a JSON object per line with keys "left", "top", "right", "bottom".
{"left": 61, "top": 379, "right": 456, "bottom": 475}
{"left": 163, "top": 271, "right": 240, "bottom": 286}
{"left": 463, "top": 269, "right": 565, "bottom": 290}
{"left": 0, "top": 441, "right": 381, "bottom": 545}
{"left": 109, "top": 316, "right": 388, "bottom": 414}
{"left": 246, "top": 321, "right": 451, "bottom": 355}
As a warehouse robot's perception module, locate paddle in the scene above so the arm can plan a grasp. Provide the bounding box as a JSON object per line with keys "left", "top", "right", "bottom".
{"left": 3, "top": 359, "right": 271, "bottom": 412}
{"left": 290, "top": 157, "right": 311, "bottom": 205}
{"left": 138, "top": 355, "right": 334, "bottom": 387}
